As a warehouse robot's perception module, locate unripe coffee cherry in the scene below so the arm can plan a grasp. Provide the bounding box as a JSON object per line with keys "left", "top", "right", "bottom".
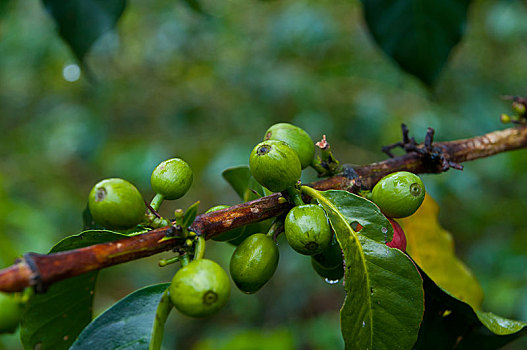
{"left": 264, "top": 123, "right": 314, "bottom": 169}
{"left": 151, "top": 158, "right": 193, "bottom": 200}
{"left": 371, "top": 171, "right": 425, "bottom": 218}
{"left": 206, "top": 205, "right": 243, "bottom": 242}
{"left": 285, "top": 204, "right": 332, "bottom": 255}
{"left": 169, "top": 259, "right": 230, "bottom": 318}
{"left": 512, "top": 102, "right": 526, "bottom": 115}
{"left": 0, "top": 292, "right": 22, "bottom": 334}
{"left": 387, "top": 218, "right": 407, "bottom": 251}
{"left": 230, "top": 233, "right": 279, "bottom": 294}
{"left": 88, "top": 178, "right": 145, "bottom": 229}
{"left": 249, "top": 140, "right": 301, "bottom": 192}
{"left": 311, "top": 237, "right": 343, "bottom": 281}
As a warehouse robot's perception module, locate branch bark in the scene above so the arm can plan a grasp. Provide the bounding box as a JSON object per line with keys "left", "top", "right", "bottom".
{"left": 1, "top": 125, "right": 526, "bottom": 293}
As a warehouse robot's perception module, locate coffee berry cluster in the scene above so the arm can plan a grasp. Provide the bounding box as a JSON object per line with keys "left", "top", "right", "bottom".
{"left": 81, "top": 123, "right": 424, "bottom": 320}
{"left": 0, "top": 123, "right": 427, "bottom": 333}
{"left": 245, "top": 123, "right": 425, "bottom": 287}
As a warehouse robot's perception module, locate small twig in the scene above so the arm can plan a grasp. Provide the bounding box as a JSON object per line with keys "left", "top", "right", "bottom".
{"left": 145, "top": 200, "right": 162, "bottom": 219}
{"left": 312, "top": 135, "right": 341, "bottom": 176}
{"left": 382, "top": 124, "right": 463, "bottom": 172}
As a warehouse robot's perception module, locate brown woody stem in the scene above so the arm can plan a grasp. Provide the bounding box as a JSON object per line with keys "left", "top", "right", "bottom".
{"left": 0, "top": 125, "right": 526, "bottom": 293}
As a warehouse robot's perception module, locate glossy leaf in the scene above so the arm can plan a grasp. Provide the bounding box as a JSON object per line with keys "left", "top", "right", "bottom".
{"left": 310, "top": 189, "right": 424, "bottom": 350}
{"left": 20, "top": 230, "right": 126, "bottom": 350}
{"left": 222, "top": 165, "right": 265, "bottom": 201}
{"left": 52, "top": 230, "right": 128, "bottom": 252}
{"left": 183, "top": 201, "right": 200, "bottom": 229}
{"left": 361, "top": 0, "right": 470, "bottom": 85}
{"left": 320, "top": 191, "right": 393, "bottom": 243}
{"left": 222, "top": 165, "right": 270, "bottom": 245}
{"left": 71, "top": 283, "right": 170, "bottom": 349}
{"left": 398, "top": 194, "right": 484, "bottom": 309}
{"left": 42, "top": 0, "right": 126, "bottom": 62}
{"left": 414, "top": 268, "right": 526, "bottom": 349}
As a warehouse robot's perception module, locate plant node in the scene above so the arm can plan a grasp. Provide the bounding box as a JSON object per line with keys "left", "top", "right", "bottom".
{"left": 382, "top": 124, "right": 464, "bottom": 171}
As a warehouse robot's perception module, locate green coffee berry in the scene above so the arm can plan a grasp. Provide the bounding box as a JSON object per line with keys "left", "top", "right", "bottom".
{"left": 206, "top": 205, "right": 243, "bottom": 242}
{"left": 0, "top": 292, "right": 22, "bottom": 334}
{"left": 285, "top": 204, "right": 332, "bottom": 255}
{"left": 249, "top": 140, "right": 301, "bottom": 192}
{"left": 512, "top": 102, "right": 526, "bottom": 115}
{"left": 500, "top": 114, "right": 511, "bottom": 124}
{"left": 230, "top": 233, "right": 279, "bottom": 294}
{"left": 311, "top": 237, "right": 343, "bottom": 281}
{"left": 227, "top": 220, "right": 271, "bottom": 246}
{"left": 264, "top": 123, "right": 315, "bottom": 169}
{"left": 371, "top": 171, "right": 425, "bottom": 218}
{"left": 151, "top": 158, "right": 193, "bottom": 200}
{"left": 169, "top": 259, "right": 230, "bottom": 318}
{"left": 88, "top": 178, "right": 145, "bottom": 229}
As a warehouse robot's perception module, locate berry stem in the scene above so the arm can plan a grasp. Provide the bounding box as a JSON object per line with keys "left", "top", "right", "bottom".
{"left": 285, "top": 186, "right": 305, "bottom": 207}
{"left": 311, "top": 135, "right": 341, "bottom": 176}
{"left": 193, "top": 236, "right": 206, "bottom": 261}
{"left": 311, "top": 158, "right": 326, "bottom": 174}
{"left": 180, "top": 254, "right": 190, "bottom": 267}
{"left": 158, "top": 256, "right": 180, "bottom": 267}
{"left": 266, "top": 219, "right": 284, "bottom": 241}
{"left": 150, "top": 194, "right": 165, "bottom": 212}
{"left": 148, "top": 288, "right": 173, "bottom": 350}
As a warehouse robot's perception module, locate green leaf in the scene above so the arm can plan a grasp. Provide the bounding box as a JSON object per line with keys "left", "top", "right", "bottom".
{"left": 361, "top": 0, "right": 470, "bottom": 85}
{"left": 51, "top": 230, "right": 128, "bottom": 252}
{"left": 319, "top": 191, "right": 393, "bottom": 243}
{"left": 71, "top": 283, "right": 170, "bottom": 350}
{"left": 183, "top": 201, "right": 200, "bottom": 229}
{"left": 42, "top": 0, "right": 126, "bottom": 62}
{"left": 222, "top": 165, "right": 265, "bottom": 201}
{"left": 476, "top": 312, "right": 526, "bottom": 336}
{"left": 20, "top": 230, "right": 126, "bottom": 350}
{"left": 304, "top": 188, "right": 424, "bottom": 350}
{"left": 398, "top": 195, "right": 484, "bottom": 309}
{"left": 20, "top": 273, "right": 98, "bottom": 350}
{"left": 414, "top": 268, "right": 527, "bottom": 349}
{"left": 182, "top": 0, "right": 207, "bottom": 15}
{"left": 222, "top": 166, "right": 253, "bottom": 199}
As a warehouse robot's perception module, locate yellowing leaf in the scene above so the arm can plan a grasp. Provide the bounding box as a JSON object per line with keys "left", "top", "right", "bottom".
{"left": 398, "top": 194, "right": 484, "bottom": 309}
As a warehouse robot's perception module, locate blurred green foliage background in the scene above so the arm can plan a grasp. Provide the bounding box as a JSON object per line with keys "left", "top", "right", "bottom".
{"left": 1, "top": 0, "right": 527, "bottom": 348}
